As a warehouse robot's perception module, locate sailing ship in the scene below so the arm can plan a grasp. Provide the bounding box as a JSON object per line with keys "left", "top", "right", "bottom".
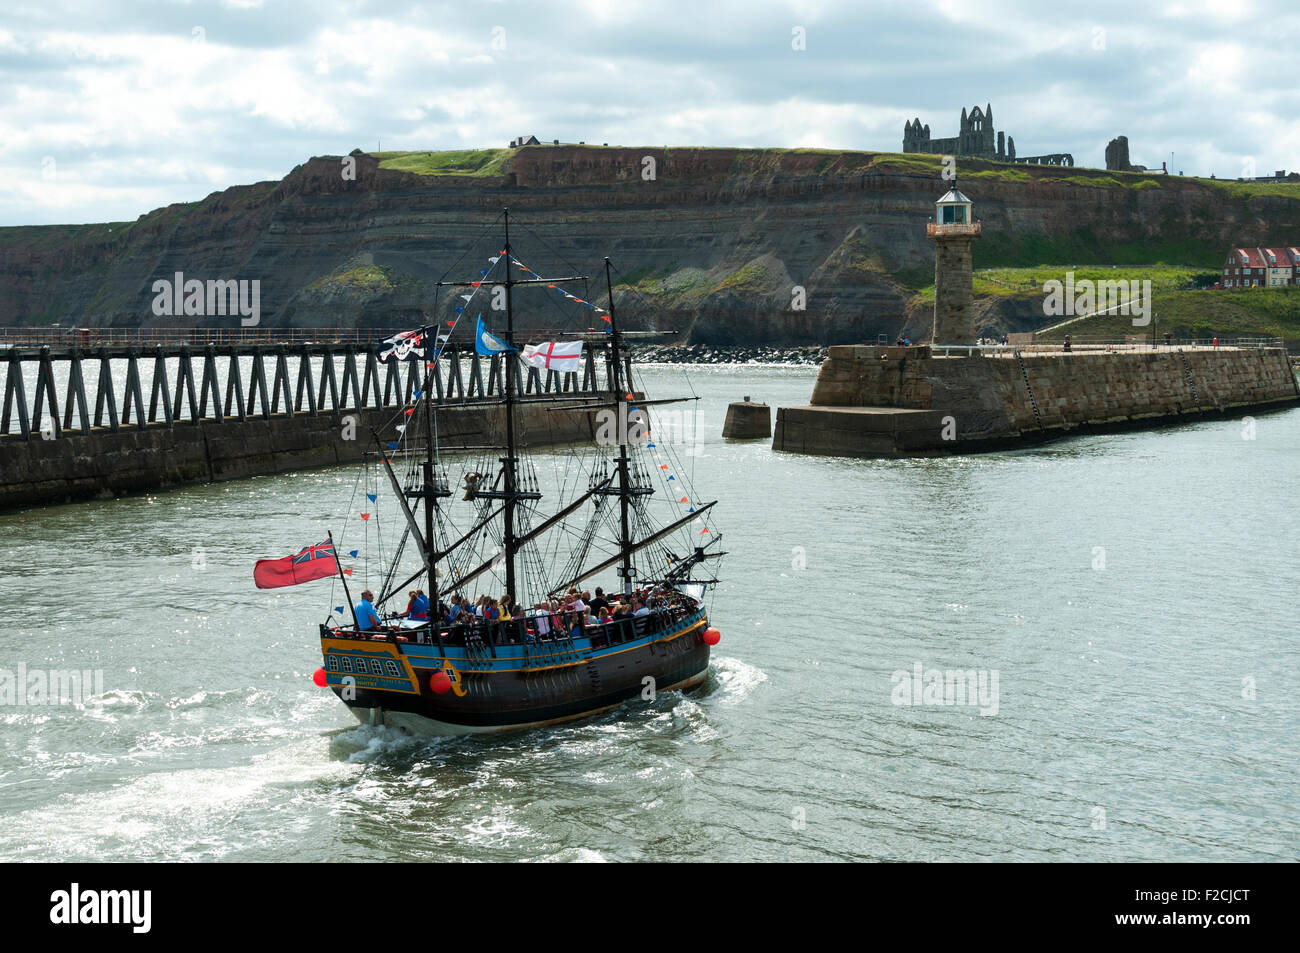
{"left": 314, "top": 210, "right": 723, "bottom": 735}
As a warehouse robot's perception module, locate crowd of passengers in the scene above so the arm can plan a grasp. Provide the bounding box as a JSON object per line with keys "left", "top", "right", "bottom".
{"left": 349, "top": 585, "right": 691, "bottom": 643}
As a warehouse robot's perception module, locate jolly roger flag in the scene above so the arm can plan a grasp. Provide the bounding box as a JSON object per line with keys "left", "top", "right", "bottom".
{"left": 376, "top": 327, "right": 428, "bottom": 363}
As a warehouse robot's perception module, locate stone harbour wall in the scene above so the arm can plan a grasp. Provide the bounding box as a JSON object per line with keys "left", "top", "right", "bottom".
{"left": 0, "top": 401, "right": 603, "bottom": 511}
{"left": 777, "top": 345, "right": 1299, "bottom": 456}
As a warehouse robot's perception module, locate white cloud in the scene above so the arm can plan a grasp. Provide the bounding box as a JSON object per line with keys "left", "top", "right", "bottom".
{"left": 0, "top": 0, "right": 1297, "bottom": 224}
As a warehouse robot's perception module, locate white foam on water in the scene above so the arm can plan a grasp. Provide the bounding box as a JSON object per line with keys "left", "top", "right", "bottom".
{"left": 0, "top": 736, "right": 356, "bottom": 861}
{"left": 331, "top": 723, "right": 436, "bottom": 763}
{"left": 528, "top": 847, "right": 607, "bottom": 863}
{"left": 78, "top": 689, "right": 154, "bottom": 719}
{"left": 709, "top": 655, "right": 768, "bottom": 705}
{"left": 461, "top": 808, "right": 538, "bottom": 849}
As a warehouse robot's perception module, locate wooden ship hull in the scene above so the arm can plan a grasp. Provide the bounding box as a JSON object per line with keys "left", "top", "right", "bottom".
{"left": 320, "top": 606, "right": 712, "bottom": 735}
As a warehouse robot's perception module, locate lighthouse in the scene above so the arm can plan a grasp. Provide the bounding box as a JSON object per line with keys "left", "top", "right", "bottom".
{"left": 926, "top": 181, "right": 981, "bottom": 347}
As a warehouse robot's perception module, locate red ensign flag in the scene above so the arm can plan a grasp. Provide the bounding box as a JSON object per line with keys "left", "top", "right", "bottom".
{"left": 253, "top": 540, "right": 338, "bottom": 589}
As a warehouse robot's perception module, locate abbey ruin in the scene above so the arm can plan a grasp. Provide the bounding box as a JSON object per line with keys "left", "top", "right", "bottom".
{"left": 903, "top": 104, "right": 1073, "bottom": 166}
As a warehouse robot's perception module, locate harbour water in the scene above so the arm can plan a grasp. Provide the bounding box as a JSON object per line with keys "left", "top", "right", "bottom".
{"left": 0, "top": 364, "right": 1296, "bottom": 862}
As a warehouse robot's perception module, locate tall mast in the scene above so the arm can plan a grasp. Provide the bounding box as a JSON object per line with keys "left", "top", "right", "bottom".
{"left": 605, "top": 257, "right": 635, "bottom": 598}
{"left": 422, "top": 339, "right": 438, "bottom": 613}
{"left": 501, "top": 208, "right": 519, "bottom": 603}
{"left": 426, "top": 215, "right": 587, "bottom": 607}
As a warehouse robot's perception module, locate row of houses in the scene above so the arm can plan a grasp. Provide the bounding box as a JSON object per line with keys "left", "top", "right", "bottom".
{"left": 508, "top": 135, "right": 611, "bottom": 148}
{"left": 1221, "top": 246, "right": 1300, "bottom": 288}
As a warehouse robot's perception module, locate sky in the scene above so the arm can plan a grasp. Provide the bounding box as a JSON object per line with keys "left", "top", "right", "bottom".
{"left": 1, "top": 0, "right": 1297, "bottom": 226}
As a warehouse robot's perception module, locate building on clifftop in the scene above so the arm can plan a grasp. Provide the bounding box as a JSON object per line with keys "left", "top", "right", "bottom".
{"left": 904, "top": 104, "right": 1073, "bottom": 166}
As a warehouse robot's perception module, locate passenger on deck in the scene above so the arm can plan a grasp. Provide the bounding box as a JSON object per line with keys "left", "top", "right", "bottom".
{"left": 412, "top": 589, "right": 431, "bottom": 621}
{"left": 398, "top": 589, "right": 430, "bottom": 621}
{"left": 355, "top": 590, "right": 385, "bottom": 631}
{"left": 589, "top": 587, "right": 609, "bottom": 617}
{"left": 632, "top": 598, "right": 650, "bottom": 618}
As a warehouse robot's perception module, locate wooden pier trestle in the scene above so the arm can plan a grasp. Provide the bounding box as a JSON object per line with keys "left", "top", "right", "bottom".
{"left": 1, "top": 343, "right": 632, "bottom": 441}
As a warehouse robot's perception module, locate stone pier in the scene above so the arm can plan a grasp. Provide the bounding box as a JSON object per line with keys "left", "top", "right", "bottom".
{"left": 773, "top": 345, "right": 1300, "bottom": 457}
{"left": 0, "top": 400, "right": 605, "bottom": 511}
{"left": 722, "top": 397, "right": 771, "bottom": 439}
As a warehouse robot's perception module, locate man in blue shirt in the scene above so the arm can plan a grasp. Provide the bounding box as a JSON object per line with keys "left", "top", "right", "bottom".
{"left": 411, "top": 589, "right": 430, "bottom": 621}
{"left": 355, "top": 590, "right": 384, "bottom": 631}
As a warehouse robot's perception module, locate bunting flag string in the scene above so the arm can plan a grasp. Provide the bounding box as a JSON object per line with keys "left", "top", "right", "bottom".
{"left": 377, "top": 243, "right": 624, "bottom": 481}
{"left": 509, "top": 254, "right": 612, "bottom": 324}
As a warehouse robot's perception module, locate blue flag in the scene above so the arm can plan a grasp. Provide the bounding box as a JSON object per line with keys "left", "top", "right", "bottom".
{"left": 475, "top": 315, "right": 513, "bottom": 355}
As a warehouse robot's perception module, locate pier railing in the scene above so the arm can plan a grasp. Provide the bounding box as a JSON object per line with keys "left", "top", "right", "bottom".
{"left": 932, "top": 336, "right": 1285, "bottom": 357}
{"left": 0, "top": 342, "right": 632, "bottom": 440}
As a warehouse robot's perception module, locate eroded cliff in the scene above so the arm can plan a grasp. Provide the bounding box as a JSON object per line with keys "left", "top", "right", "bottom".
{"left": 2, "top": 147, "right": 1297, "bottom": 345}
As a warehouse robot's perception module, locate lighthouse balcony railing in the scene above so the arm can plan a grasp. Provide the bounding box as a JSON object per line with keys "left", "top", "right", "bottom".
{"left": 926, "top": 222, "right": 982, "bottom": 238}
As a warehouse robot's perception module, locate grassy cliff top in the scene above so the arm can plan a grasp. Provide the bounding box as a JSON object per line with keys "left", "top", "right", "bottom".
{"left": 373, "top": 145, "right": 1300, "bottom": 199}
{"left": 373, "top": 149, "right": 513, "bottom": 176}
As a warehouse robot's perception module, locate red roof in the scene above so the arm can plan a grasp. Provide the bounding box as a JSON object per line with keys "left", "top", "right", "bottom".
{"left": 1260, "top": 247, "right": 1296, "bottom": 267}
{"left": 1232, "top": 247, "right": 1266, "bottom": 268}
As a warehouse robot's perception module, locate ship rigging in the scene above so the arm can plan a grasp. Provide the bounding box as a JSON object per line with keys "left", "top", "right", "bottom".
{"left": 308, "top": 209, "right": 724, "bottom": 735}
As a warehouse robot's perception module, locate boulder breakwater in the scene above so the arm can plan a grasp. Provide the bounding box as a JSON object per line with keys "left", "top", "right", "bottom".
{"left": 631, "top": 344, "right": 828, "bottom": 365}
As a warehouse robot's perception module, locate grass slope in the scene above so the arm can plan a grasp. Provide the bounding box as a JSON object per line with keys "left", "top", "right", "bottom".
{"left": 374, "top": 149, "right": 513, "bottom": 177}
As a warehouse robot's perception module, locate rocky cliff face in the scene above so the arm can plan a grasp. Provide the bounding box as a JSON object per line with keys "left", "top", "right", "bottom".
{"left": 2, "top": 148, "right": 1297, "bottom": 345}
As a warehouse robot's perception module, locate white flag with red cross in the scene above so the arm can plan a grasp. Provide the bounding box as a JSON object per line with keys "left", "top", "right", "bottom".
{"left": 521, "top": 340, "right": 584, "bottom": 373}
